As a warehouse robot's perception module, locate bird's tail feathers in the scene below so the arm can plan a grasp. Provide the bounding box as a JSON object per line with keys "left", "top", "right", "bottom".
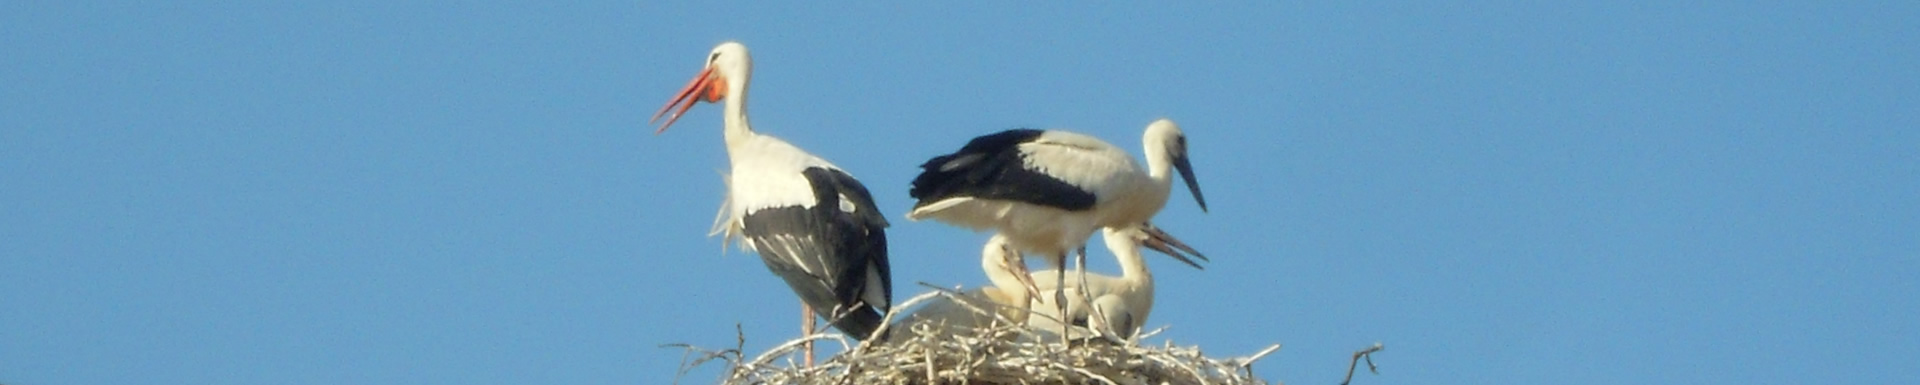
{"left": 822, "top": 302, "right": 888, "bottom": 341}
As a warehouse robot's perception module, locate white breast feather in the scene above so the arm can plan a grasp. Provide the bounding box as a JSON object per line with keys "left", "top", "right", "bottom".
{"left": 725, "top": 136, "right": 844, "bottom": 214}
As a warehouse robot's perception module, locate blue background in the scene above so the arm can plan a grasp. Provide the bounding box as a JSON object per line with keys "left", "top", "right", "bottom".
{"left": 4, "top": 2, "right": 1915, "bottom": 384}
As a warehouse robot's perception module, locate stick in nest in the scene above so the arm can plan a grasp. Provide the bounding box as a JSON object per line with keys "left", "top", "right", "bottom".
{"left": 663, "top": 288, "right": 1288, "bottom": 385}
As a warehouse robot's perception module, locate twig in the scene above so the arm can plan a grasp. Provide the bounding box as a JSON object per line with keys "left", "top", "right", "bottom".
{"left": 659, "top": 342, "right": 742, "bottom": 385}
{"left": 1340, "top": 342, "right": 1385, "bottom": 385}
{"left": 664, "top": 286, "right": 1287, "bottom": 385}
{"left": 1228, "top": 344, "right": 1283, "bottom": 379}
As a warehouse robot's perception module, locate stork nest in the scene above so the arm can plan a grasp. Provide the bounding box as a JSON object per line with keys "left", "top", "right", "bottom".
{"left": 664, "top": 289, "right": 1285, "bottom": 385}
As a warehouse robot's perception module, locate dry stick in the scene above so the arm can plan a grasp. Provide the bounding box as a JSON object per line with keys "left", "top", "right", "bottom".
{"left": 670, "top": 284, "right": 1287, "bottom": 385}
{"left": 1229, "top": 344, "right": 1284, "bottom": 379}
{"left": 923, "top": 341, "right": 936, "bottom": 384}
{"left": 747, "top": 333, "right": 847, "bottom": 367}
{"left": 660, "top": 323, "right": 754, "bottom": 385}
{"left": 1340, "top": 342, "right": 1386, "bottom": 385}
{"left": 661, "top": 343, "right": 736, "bottom": 385}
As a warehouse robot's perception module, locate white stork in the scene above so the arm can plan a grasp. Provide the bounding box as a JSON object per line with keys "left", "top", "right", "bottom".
{"left": 650, "top": 42, "right": 893, "bottom": 349}
{"left": 1025, "top": 224, "right": 1204, "bottom": 341}
{"left": 884, "top": 234, "right": 1043, "bottom": 343}
{"left": 906, "top": 119, "right": 1206, "bottom": 331}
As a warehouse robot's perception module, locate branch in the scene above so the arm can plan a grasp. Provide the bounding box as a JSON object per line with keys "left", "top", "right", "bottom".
{"left": 1340, "top": 342, "right": 1385, "bottom": 385}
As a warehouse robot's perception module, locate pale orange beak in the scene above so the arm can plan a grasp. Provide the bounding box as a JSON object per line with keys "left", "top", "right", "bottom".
{"left": 648, "top": 67, "right": 724, "bottom": 134}
{"left": 1139, "top": 223, "right": 1209, "bottom": 269}
{"left": 998, "top": 242, "right": 1044, "bottom": 305}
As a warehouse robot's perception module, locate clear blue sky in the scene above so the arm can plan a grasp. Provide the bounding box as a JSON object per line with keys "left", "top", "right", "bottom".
{"left": 3, "top": 2, "right": 1915, "bottom": 384}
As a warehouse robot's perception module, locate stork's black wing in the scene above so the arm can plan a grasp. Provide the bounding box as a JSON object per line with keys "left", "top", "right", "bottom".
{"left": 740, "top": 167, "right": 891, "bottom": 339}
{"left": 908, "top": 129, "right": 1097, "bottom": 211}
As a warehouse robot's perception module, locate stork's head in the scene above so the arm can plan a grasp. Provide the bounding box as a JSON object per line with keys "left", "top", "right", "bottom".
{"left": 1144, "top": 119, "right": 1207, "bottom": 212}
{"left": 649, "top": 41, "right": 754, "bottom": 134}
{"left": 983, "top": 234, "right": 1043, "bottom": 305}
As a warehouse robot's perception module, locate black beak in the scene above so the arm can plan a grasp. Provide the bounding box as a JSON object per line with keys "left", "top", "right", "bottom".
{"left": 1172, "top": 152, "right": 1206, "bottom": 212}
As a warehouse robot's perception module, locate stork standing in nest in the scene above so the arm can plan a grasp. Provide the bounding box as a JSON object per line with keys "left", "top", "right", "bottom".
{"left": 907, "top": 119, "right": 1207, "bottom": 339}
{"left": 651, "top": 41, "right": 892, "bottom": 363}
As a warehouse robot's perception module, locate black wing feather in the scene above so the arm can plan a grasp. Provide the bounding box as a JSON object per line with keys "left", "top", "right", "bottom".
{"left": 740, "top": 167, "right": 892, "bottom": 340}
{"left": 908, "top": 129, "right": 1097, "bottom": 211}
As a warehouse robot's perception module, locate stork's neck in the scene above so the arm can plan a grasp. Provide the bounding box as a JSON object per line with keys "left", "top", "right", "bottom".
{"left": 721, "top": 80, "right": 755, "bottom": 147}
{"left": 1104, "top": 231, "right": 1153, "bottom": 287}
{"left": 1118, "top": 246, "right": 1151, "bottom": 285}
{"left": 1143, "top": 143, "right": 1176, "bottom": 195}
{"left": 1118, "top": 241, "right": 1155, "bottom": 330}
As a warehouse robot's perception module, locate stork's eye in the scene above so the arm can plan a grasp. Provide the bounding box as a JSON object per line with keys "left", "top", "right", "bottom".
{"left": 708, "top": 52, "right": 721, "bottom": 63}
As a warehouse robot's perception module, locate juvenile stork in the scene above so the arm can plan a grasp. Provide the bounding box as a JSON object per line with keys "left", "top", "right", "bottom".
{"left": 907, "top": 119, "right": 1207, "bottom": 329}
{"left": 884, "top": 234, "right": 1043, "bottom": 343}
{"left": 650, "top": 42, "right": 893, "bottom": 349}
{"left": 1025, "top": 224, "right": 1205, "bottom": 341}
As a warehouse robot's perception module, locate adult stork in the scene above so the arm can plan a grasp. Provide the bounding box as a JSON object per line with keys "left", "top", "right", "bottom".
{"left": 907, "top": 119, "right": 1207, "bottom": 331}
{"left": 650, "top": 42, "right": 893, "bottom": 350}
{"left": 884, "top": 234, "right": 1042, "bottom": 343}
{"left": 1025, "top": 224, "right": 1205, "bottom": 341}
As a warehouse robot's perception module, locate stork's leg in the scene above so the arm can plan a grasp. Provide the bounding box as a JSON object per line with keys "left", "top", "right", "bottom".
{"left": 802, "top": 304, "right": 816, "bottom": 367}
{"left": 1054, "top": 252, "right": 1071, "bottom": 347}
{"left": 1074, "top": 244, "right": 1097, "bottom": 337}
{"left": 1075, "top": 244, "right": 1093, "bottom": 307}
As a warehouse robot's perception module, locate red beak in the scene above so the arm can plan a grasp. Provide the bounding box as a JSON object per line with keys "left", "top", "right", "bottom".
{"left": 648, "top": 67, "right": 716, "bottom": 134}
